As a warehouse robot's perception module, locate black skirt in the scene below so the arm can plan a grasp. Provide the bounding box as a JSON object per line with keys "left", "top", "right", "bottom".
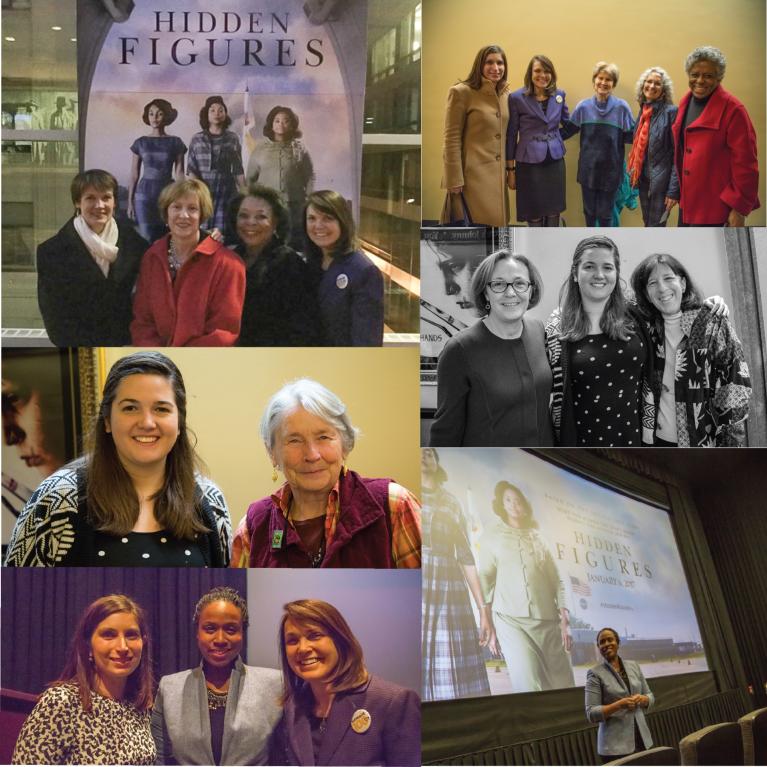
{"left": 515, "top": 156, "right": 566, "bottom": 221}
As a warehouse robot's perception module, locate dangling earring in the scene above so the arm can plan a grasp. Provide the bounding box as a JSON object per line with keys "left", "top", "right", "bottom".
{"left": 272, "top": 466, "right": 279, "bottom": 482}
{"left": 88, "top": 653, "right": 94, "bottom": 664}
{"left": 485, "top": 301, "right": 490, "bottom": 311}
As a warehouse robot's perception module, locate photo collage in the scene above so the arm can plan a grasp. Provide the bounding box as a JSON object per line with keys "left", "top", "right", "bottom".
{"left": 2, "top": 1, "right": 766, "bottom": 766}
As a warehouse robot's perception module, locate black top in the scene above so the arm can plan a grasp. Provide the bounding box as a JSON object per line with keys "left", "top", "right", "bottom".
{"left": 210, "top": 705, "right": 226, "bottom": 766}
{"left": 570, "top": 332, "right": 647, "bottom": 446}
{"left": 91, "top": 529, "right": 206, "bottom": 566}
{"left": 37, "top": 217, "right": 148, "bottom": 346}
{"left": 233, "top": 241, "right": 322, "bottom": 346}
{"left": 430, "top": 319, "right": 554, "bottom": 447}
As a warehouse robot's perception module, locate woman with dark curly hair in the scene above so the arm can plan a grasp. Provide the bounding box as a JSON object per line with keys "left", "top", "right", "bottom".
{"left": 630, "top": 253, "right": 750, "bottom": 446}
{"left": 151, "top": 586, "right": 282, "bottom": 765}
{"left": 4, "top": 351, "right": 231, "bottom": 566}
{"left": 477, "top": 482, "right": 574, "bottom": 693}
{"left": 187, "top": 95, "right": 245, "bottom": 233}
{"left": 227, "top": 184, "right": 321, "bottom": 346}
{"left": 12, "top": 594, "right": 155, "bottom": 765}
{"left": 127, "top": 98, "right": 187, "bottom": 241}
{"left": 246, "top": 105, "right": 314, "bottom": 247}
{"left": 627, "top": 68, "right": 679, "bottom": 227}
{"left": 269, "top": 599, "right": 421, "bottom": 766}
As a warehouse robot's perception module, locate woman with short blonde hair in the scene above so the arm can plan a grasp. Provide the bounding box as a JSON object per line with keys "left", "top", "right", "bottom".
{"left": 131, "top": 177, "right": 246, "bottom": 346}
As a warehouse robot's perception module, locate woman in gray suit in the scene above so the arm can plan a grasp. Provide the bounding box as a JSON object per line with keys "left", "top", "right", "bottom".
{"left": 585, "top": 627, "right": 654, "bottom": 763}
{"left": 151, "top": 587, "right": 282, "bottom": 765}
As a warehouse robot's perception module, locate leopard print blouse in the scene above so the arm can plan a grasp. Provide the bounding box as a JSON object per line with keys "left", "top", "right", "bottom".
{"left": 11, "top": 684, "right": 155, "bottom": 765}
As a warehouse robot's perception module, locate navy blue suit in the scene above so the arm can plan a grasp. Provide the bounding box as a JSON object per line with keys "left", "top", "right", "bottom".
{"left": 318, "top": 250, "right": 383, "bottom": 346}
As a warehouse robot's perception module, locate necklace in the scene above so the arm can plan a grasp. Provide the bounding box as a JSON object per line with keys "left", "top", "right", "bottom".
{"left": 309, "top": 539, "right": 325, "bottom": 568}
{"left": 168, "top": 238, "right": 182, "bottom": 281}
{"left": 287, "top": 501, "right": 326, "bottom": 568}
{"left": 206, "top": 686, "right": 228, "bottom": 710}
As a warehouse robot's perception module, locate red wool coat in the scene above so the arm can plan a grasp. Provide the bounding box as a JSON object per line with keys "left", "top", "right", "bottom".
{"left": 672, "top": 85, "right": 759, "bottom": 224}
{"left": 130, "top": 234, "right": 245, "bottom": 347}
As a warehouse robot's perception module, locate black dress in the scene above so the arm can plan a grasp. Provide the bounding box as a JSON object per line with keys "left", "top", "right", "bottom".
{"left": 234, "top": 241, "right": 322, "bottom": 346}
{"left": 570, "top": 332, "right": 647, "bottom": 446}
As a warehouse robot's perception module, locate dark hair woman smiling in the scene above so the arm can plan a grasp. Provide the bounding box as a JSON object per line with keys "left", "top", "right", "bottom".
{"left": 269, "top": 599, "right": 421, "bottom": 766}
{"left": 152, "top": 586, "right": 281, "bottom": 765}
{"left": 4, "top": 351, "right": 231, "bottom": 566}
{"left": 12, "top": 594, "right": 155, "bottom": 765}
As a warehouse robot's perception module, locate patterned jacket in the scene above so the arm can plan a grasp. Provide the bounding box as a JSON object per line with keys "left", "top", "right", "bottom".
{"left": 544, "top": 307, "right": 655, "bottom": 445}
{"left": 3, "top": 466, "right": 231, "bottom": 566}
{"left": 646, "top": 307, "right": 751, "bottom": 446}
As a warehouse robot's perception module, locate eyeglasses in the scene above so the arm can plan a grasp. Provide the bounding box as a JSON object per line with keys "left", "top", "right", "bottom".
{"left": 487, "top": 279, "right": 532, "bottom": 294}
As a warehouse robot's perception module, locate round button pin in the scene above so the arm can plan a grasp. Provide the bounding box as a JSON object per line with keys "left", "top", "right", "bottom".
{"left": 336, "top": 273, "right": 349, "bottom": 289}
{"left": 351, "top": 708, "right": 371, "bottom": 733}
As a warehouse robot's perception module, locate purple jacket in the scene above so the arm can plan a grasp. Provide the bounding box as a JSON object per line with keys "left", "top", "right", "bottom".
{"left": 272, "top": 676, "right": 421, "bottom": 766}
{"left": 246, "top": 471, "right": 395, "bottom": 568}
{"left": 506, "top": 87, "right": 570, "bottom": 164}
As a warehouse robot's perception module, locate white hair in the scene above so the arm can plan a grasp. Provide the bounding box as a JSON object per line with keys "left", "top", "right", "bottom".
{"left": 684, "top": 46, "right": 726, "bottom": 79}
{"left": 260, "top": 378, "right": 359, "bottom": 454}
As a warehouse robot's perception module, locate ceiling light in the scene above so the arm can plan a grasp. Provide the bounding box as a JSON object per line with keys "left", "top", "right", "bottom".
{"left": 70, "top": 37, "right": 77, "bottom": 42}
{"left": 51, "top": 25, "right": 62, "bottom": 31}
{"left": 5, "top": 36, "right": 16, "bottom": 41}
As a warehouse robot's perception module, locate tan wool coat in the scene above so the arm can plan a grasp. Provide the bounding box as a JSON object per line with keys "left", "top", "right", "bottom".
{"left": 442, "top": 78, "right": 510, "bottom": 226}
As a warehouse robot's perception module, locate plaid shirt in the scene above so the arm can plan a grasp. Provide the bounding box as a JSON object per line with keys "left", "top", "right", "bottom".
{"left": 231, "top": 473, "right": 421, "bottom": 568}
{"left": 187, "top": 130, "right": 244, "bottom": 177}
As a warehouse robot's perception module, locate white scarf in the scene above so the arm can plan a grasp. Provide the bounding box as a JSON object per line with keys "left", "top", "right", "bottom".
{"left": 73, "top": 214, "right": 120, "bottom": 277}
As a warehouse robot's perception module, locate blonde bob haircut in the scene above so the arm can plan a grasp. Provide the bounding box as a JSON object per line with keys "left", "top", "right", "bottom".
{"left": 158, "top": 178, "right": 214, "bottom": 224}
{"left": 279, "top": 599, "right": 369, "bottom": 703}
{"left": 593, "top": 61, "right": 620, "bottom": 87}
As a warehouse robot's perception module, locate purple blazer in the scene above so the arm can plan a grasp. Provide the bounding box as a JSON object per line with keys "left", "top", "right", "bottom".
{"left": 272, "top": 675, "right": 421, "bottom": 766}
{"left": 506, "top": 87, "right": 570, "bottom": 164}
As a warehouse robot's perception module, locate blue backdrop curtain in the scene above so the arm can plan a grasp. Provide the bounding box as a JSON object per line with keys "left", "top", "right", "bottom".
{"left": 1, "top": 567, "right": 247, "bottom": 695}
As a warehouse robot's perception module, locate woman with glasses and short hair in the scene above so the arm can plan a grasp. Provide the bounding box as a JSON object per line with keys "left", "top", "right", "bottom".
{"left": 429, "top": 249, "right": 553, "bottom": 447}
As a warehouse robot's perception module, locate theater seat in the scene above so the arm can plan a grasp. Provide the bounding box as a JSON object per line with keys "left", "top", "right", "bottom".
{"left": 739, "top": 707, "right": 767, "bottom": 765}
{"left": 679, "top": 722, "right": 744, "bottom": 765}
{"left": 604, "top": 746, "right": 680, "bottom": 765}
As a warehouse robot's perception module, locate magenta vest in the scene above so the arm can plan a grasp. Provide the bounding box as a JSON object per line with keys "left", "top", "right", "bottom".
{"left": 246, "top": 471, "right": 394, "bottom": 568}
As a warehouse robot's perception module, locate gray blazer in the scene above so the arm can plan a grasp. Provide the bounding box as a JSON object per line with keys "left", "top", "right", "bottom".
{"left": 152, "top": 659, "right": 282, "bottom": 765}
{"left": 585, "top": 657, "right": 654, "bottom": 756}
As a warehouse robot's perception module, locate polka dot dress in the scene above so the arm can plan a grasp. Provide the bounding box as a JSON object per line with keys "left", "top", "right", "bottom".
{"left": 91, "top": 530, "right": 206, "bottom": 566}
{"left": 570, "top": 332, "right": 646, "bottom": 446}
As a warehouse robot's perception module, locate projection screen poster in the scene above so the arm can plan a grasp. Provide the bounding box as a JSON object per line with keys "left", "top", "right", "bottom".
{"left": 76, "top": 1, "right": 367, "bottom": 239}
{"left": 421, "top": 448, "right": 708, "bottom": 701}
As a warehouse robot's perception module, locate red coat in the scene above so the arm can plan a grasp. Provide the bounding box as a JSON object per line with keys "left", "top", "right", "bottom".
{"left": 130, "top": 234, "right": 245, "bottom": 346}
{"left": 672, "top": 85, "right": 759, "bottom": 224}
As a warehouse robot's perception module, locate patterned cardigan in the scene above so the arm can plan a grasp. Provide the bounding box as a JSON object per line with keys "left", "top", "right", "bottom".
{"left": 646, "top": 307, "right": 751, "bottom": 446}
{"left": 3, "top": 467, "right": 231, "bottom": 566}
{"left": 544, "top": 307, "right": 655, "bottom": 446}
